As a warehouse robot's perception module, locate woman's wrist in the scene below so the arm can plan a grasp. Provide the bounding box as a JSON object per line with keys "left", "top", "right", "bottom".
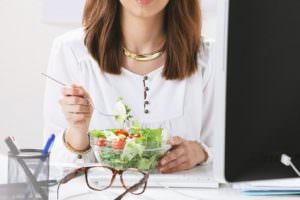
{"left": 65, "top": 127, "right": 90, "bottom": 152}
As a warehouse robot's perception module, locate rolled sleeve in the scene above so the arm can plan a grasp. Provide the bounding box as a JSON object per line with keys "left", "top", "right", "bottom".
{"left": 199, "top": 40, "right": 216, "bottom": 165}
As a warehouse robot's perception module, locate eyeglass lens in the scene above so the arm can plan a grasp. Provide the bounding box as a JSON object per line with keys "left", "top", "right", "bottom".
{"left": 86, "top": 167, "right": 146, "bottom": 194}
{"left": 121, "top": 169, "right": 146, "bottom": 194}
{"left": 86, "top": 167, "right": 114, "bottom": 190}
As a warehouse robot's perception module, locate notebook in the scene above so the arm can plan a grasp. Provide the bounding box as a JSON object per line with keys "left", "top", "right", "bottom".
{"left": 233, "top": 178, "right": 300, "bottom": 196}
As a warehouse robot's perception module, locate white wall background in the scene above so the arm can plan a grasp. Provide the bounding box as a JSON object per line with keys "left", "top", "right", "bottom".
{"left": 0, "top": 0, "right": 217, "bottom": 154}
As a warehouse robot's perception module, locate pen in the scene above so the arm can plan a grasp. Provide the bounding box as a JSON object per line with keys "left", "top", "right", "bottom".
{"left": 24, "top": 133, "right": 56, "bottom": 199}
{"left": 5, "top": 137, "right": 48, "bottom": 200}
{"left": 41, "top": 133, "right": 56, "bottom": 160}
{"left": 33, "top": 133, "right": 55, "bottom": 177}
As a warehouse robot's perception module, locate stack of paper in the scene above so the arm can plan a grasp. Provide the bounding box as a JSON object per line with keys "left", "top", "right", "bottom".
{"left": 233, "top": 178, "right": 300, "bottom": 196}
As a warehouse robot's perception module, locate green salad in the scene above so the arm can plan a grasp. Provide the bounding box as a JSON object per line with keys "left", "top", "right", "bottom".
{"left": 90, "top": 98, "right": 169, "bottom": 171}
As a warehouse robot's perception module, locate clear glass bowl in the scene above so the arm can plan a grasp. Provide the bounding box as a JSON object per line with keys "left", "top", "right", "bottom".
{"left": 90, "top": 136, "right": 170, "bottom": 171}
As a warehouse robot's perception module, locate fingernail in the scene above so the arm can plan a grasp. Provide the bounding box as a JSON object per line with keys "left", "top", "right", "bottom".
{"left": 170, "top": 138, "right": 176, "bottom": 143}
{"left": 160, "top": 160, "right": 166, "bottom": 165}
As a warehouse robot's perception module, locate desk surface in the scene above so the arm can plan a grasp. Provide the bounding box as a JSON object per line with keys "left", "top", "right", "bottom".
{"left": 0, "top": 153, "right": 298, "bottom": 200}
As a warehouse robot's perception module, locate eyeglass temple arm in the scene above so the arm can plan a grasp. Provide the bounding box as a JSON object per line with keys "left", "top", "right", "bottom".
{"left": 56, "top": 167, "right": 87, "bottom": 200}
{"left": 113, "top": 173, "right": 149, "bottom": 200}
{"left": 60, "top": 167, "right": 86, "bottom": 184}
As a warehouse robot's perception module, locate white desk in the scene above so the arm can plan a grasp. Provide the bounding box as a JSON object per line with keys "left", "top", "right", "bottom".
{"left": 0, "top": 154, "right": 298, "bottom": 200}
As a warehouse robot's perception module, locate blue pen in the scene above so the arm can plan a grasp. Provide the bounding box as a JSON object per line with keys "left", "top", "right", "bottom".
{"left": 24, "top": 133, "right": 56, "bottom": 199}
{"left": 33, "top": 133, "right": 55, "bottom": 177}
{"left": 41, "top": 133, "right": 56, "bottom": 159}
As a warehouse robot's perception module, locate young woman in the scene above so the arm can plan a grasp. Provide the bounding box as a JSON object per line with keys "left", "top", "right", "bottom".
{"left": 44, "top": 0, "right": 215, "bottom": 173}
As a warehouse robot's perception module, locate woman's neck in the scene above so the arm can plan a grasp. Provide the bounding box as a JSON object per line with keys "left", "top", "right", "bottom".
{"left": 121, "top": 9, "right": 165, "bottom": 54}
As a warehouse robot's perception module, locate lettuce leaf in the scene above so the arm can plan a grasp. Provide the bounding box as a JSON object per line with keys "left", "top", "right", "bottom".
{"left": 121, "top": 141, "right": 144, "bottom": 161}
{"left": 130, "top": 120, "right": 142, "bottom": 134}
{"left": 135, "top": 128, "right": 163, "bottom": 149}
{"left": 137, "top": 155, "right": 157, "bottom": 171}
{"left": 113, "top": 97, "right": 132, "bottom": 126}
{"left": 90, "top": 130, "right": 106, "bottom": 138}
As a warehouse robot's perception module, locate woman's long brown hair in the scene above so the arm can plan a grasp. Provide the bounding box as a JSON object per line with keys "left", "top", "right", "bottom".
{"left": 83, "top": 0, "right": 201, "bottom": 80}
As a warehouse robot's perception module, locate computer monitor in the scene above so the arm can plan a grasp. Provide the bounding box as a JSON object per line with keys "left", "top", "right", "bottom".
{"left": 214, "top": 0, "right": 300, "bottom": 182}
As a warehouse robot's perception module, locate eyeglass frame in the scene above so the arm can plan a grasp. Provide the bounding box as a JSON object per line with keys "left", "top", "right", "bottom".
{"left": 56, "top": 165, "right": 149, "bottom": 200}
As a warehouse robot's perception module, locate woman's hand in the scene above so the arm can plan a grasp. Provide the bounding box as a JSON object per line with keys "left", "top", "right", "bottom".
{"left": 59, "top": 84, "right": 93, "bottom": 150}
{"left": 157, "top": 136, "right": 208, "bottom": 173}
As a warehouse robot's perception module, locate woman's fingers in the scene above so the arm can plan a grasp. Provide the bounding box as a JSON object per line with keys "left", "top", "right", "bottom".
{"left": 158, "top": 139, "right": 208, "bottom": 173}
{"left": 59, "top": 94, "right": 92, "bottom": 113}
{"left": 161, "top": 162, "right": 188, "bottom": 174}
{"left": 62, "top": 104, "right": 92, "bottom": 114}
{"left": 63, "top": 86, "right": 85, "bottom": 97}
{"left": 62, "top": 84, "right": 94, "bottom": 109}
{"left": 157, "top": 137, "right": 187, "bottom": 172}
{"left": 60, "top": 96, "right": 89, "bottom": 106}
{"left": 159, "top": 145, "right": 185, "bottom": 166}
{"left": 62, "top": 84, "right": 91, "bottom": 98}
{"left": 168, "top": 136, "right": 184, "bottom": 146}
{"left": 59, "top": 84, "right": 94, "bottom": 128}
{"left": 159, "top": 155, "right": 187, "bottom": 173}
{"left": 65, "top": 112, "right": 91, "bottom": 123}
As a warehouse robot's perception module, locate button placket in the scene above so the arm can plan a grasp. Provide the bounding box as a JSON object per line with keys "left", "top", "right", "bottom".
{"left": 143, "top": 76, "right": 150, "bottom": 114}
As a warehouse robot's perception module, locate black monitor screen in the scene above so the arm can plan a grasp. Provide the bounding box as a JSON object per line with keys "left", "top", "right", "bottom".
{"left": 225, "top": 0, "right": 300, "bottom": 181}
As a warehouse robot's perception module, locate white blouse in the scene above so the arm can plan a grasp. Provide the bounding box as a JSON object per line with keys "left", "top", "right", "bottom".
{"left": 43, "top": 28, "right": 216, "bottom": 165}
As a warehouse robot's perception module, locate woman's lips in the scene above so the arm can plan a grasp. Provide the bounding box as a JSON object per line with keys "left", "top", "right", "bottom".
{"left": 136, "top": 0, "right": 153, "bottom": 6}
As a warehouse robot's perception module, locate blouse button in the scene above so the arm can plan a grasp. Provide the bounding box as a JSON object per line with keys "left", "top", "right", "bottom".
{"left": 144, "top": 101, "right": 149, "bottom": 105}
{"left": 144, "top": 109, "right": 149, "bottom": 114}
{"left": 145, "top": 87, "right": 149, "bottom": 91}
{"left": 144, "top": 76, "right": 148, "bottom": 81}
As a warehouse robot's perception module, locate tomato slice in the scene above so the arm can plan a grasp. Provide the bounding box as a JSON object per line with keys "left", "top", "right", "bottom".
{"left": 96, "top": 138, "right": 106, "bottom": 147}
{"left": 115, "top": 129, "right": 129, "bottom": 137}
{"left": 111, "top": 139, "right": 126, "bottom": 150}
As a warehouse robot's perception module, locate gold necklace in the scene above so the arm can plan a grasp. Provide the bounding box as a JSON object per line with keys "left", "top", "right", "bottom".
{"left": 122, "top": 46, "right": 164, "bottom": 62}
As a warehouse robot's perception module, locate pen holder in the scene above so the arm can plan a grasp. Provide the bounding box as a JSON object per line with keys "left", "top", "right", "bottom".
{"left": 7, "top": 149, "right": 49, "bottom": 200}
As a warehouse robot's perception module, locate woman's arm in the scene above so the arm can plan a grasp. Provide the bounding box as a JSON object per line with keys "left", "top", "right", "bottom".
{"left": 44, "top": 37, "right": 95, "bottom": 163}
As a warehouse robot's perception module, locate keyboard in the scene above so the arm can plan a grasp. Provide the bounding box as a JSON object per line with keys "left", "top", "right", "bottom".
{"left": 51, "top": 163, "right": 219, "bottom": 189}
{"left": 111, "top": 164, "right": 219, "bottom": 188}
{"left": 147, "top": 167, "right": 219, "bottom": 188}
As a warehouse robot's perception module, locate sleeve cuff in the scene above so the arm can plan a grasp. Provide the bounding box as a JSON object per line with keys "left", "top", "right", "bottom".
{"left": 199, "top": 142, "right": 213, "bottom": 165}
{"left": 50, "top": 130, "right": 96, "bottom": 164}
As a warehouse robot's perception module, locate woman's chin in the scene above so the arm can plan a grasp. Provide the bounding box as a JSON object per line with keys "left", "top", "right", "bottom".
{"left": 130, "top": 10, "right": 161, "bottom": 19}
{"left": 120, "top": 0, "right": 169, "bottom": 19}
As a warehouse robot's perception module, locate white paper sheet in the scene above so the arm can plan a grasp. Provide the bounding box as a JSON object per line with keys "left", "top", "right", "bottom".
{"left": 233, "top": 178, "right": 300, "bottom": 190}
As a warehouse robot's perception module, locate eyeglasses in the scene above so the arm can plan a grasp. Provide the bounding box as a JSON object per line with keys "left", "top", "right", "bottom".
{"left": 57, "top": 165, "right": 149, "bottom": 200}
